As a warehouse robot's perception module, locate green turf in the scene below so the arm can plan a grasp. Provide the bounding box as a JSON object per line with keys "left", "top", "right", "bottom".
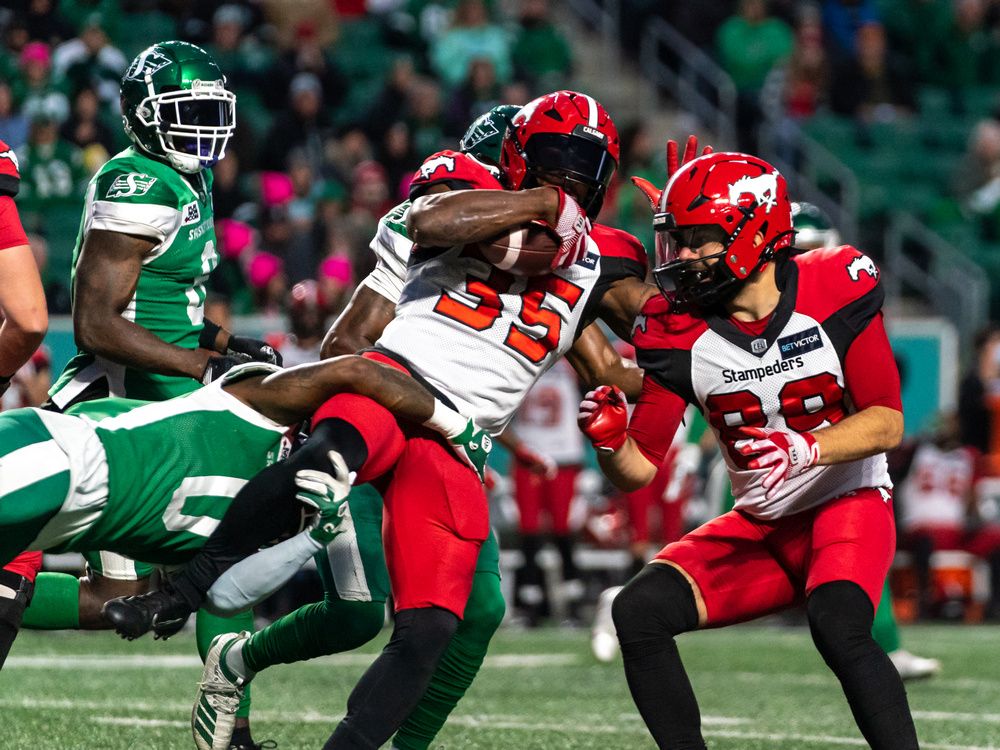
{"left": 2, "top": 624, "right": 999, "bottom": 749}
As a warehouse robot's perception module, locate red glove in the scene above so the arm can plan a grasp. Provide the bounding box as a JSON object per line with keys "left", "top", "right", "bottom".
{"left": 630, "top": 135, "right": 713, "bottom": 211}
{"left": 578, "top": 385, "right": 628, "bottom": 453}
{"left": 735, "top": 427, "right": 820, "bottom": 500}
{"left": 547, "top": 186, "right": 591, "bottom": 269}
{"left": 514, "top": 443, "right": 558, "bottom": 479}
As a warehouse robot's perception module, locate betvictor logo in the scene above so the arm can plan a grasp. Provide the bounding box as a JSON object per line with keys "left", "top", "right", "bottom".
{"left": 777, "top": 326, "right": 823, "bottom": 360}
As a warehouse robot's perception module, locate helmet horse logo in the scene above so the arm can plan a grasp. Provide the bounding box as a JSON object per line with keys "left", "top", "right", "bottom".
{"left": 846, "top": 254, "right": 878, "bottom": 281}
{"left": 419, "top": 155, "right": 456, "bottom": 179}
{"left": 728, "top": 172, "right": 779, "bottom": 213}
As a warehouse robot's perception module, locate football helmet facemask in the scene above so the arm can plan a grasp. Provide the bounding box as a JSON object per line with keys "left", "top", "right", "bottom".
{"left": 500, "top": 90, "right": 619, "bottom": 217}
{"left": 651, "top": 151, "right": 794, "bottom": 310}
{"left": 120, "top": 41, "right": 236, "bottom": 174}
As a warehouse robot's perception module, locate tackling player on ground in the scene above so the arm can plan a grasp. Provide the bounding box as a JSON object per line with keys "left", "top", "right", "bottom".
{"left": 0, "top": 137, "right": 49, "bottom": 667}
{"left": 17, "top": 41, "right": 279, "bottom": 750}
{"left": 579, "top": 152, "right": 919, "bottom": 748}
{"left": 106, "top": 90, "right": 656, "bottom": 749}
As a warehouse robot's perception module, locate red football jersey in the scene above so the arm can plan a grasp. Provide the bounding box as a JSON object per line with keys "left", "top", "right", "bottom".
{"left": 0, "top": 138, "right": 27, "bottom": 251}
{"left": 408, "top": 150, "right": 503, "bottom": 199}
{"left": 630, "top": 246, "right": 898, "bottom": 520}
{"left": 0, "top": 138, "right": 19, "bottom": 198}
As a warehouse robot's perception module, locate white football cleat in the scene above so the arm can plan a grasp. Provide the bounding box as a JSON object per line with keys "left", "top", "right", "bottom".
{"left": 192, "top": 631, "right": 249, "bottom": 750}
{"left": 591, "top": 585, "right": 623, "bottom": 662}
{"left": 888, "top": 649, "right": 941, "bottom": 681}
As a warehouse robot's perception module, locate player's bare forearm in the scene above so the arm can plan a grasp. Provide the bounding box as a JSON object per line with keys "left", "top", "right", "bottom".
{"left": 566, "top": 324, "right": 644, "bottom": 401}
{"left": 0, "top": 243, "right": 47, "bottom": 375}
{"left": 596, "top": 437, "right": 658, "bottom": 492}
{"left": 812, "top": 406, "right": 904, "bottom": 465}
{"left": 596, "top": 277, "right": 659, "bottom": 342}
{"left": 232, "top": 355, "right": 436, "bottom": 427}
{"left": 74, "top": 230, "right": 210, "bottom": 379}
{"left": 321, "top": 285, "right": 396, "bottom": 358}
{"left": 407, "top": 187, "right": 559, "bottom": 246}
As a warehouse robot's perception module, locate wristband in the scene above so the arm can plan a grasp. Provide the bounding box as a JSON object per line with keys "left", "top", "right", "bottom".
{"left": 199, "top": 320, "right": 223, "bottom": 350}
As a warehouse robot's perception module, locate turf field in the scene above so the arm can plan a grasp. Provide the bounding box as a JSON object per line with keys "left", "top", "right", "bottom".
{"left": 2, "top": 624, "right": 999, "bottom": 749}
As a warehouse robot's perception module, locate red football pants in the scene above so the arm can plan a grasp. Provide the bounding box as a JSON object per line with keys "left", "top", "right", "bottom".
{"left": 656, "top": 488, "right": 895, "bottom": 626}
{"left": 513, "top": 464, "right": 580, "bottom": 535}
{"left": 312, "top": 353, "right": 488, "bottom": 618}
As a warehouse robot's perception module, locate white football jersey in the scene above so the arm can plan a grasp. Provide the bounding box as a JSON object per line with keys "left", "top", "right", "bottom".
{"left": 377, "top": 224, "right": 646, "bottom": 434}
{"left": 635, "top": 246, "right": 893, "bottom": 520}
{"left": 361, "top": 200, "right": 410, "bottom": 304}
{"left": 900, "top": 443, "right": 976, "bottom": 528}
{"left": 512, "top": 359, "right": 585, "bottom": 465}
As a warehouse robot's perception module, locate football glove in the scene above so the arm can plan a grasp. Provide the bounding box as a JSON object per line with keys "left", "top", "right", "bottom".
{"left": 448, "top": 419, "right": 493, "bottom": 483}
{"left": 578, "top": 385, "right": 629, "bottom": 453}
{"left": 547, "top": 186, "right": 591, "bottom": 269}
{"left": 294, "top": 451, "right": 353, "bottom": 545}
{"left": 513, "top": 443, "right": 558, "bottom": 479}
{"left": 202, "top": 353, "right": 254, "bottom": 384}
{"left": 631, "top": 135, "right": 713, "bottom": 211}
{"left": 227, "top": 336, "right": 282, "bottom": 366}
{"left": 735, "top": 427, "right": 820, "bottom": 500}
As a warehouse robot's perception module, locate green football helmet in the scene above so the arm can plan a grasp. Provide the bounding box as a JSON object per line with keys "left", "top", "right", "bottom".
{"left": 120, "top": 41, "right": 236, "bottom": 174}
{"left": 459, "top": 104, "right": 520, "bottom": 170}
{"left": 791, "top": 201, "right": 841, "bottom": 250}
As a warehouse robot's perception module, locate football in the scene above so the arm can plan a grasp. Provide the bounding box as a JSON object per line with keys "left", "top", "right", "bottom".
{"left": 478, "top": 222, "right": 561, "bottom": 276}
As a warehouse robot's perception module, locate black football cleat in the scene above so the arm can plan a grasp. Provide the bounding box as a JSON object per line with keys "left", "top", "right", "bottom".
{"left": 102, "top": 587, "right": 193, "bottom": 640}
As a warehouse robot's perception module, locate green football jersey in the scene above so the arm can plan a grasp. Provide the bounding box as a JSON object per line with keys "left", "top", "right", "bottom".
{"left": 25, "top": 380, "right": 292, "bottom": 565}
{"left": 50, "top": 147, "right": 219, "bottom": 406}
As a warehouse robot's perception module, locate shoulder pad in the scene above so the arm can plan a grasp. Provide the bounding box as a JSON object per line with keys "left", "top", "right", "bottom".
{"left": 591, "top": 224, "right": 648, "bottom": 268}
{"left": 0, "top": 142, "right": 20, "bottom": 198}
{"left": 94, "top": 155, "right": 184, "bottom": 208}
{"left": 409, "top": 150, "right": 503, "bottom": 199}
{"left": 633, "top": 294, "right": 707, "bottom": 353}
{"left": 791, "top": 245, "right": 882, "bottom": 323}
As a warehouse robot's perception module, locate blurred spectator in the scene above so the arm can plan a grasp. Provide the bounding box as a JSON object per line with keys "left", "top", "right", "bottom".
{"left": 445, "top": 58, "right": 501, "bottom": 138}
{"left": 318, "top": 255, "right": 352, "bottom": 315}
{"left": 60, "top": 86, "right": 115, "bottom": 156}
{"left": 364, "top": 55, "right": 417, "bottom": 143}
{"left": 0, "top": 345, "right": 51, "bottom": 411}
{"left": 13, "top": 42, "right": 70, "bottom": 124}
{"left": 952, "top": 120, "right": 1000, "bottom": 217}
{"left": 715, "top": 0, "right": 794, "bottom": 150}
{"left": 430, "top": 0, "right": 512, "bottom": 88}
{"left": 24, "top": 0, "right": 74, "bottom": 47}
{"left": 51, "top": 12, "right": 127, "bottom": 107}
{"left": 209, "top": 218, "right": 255, "bottom": 314}
{"left": 17, "top": 106, "right": 87, "bottom": 224}
{"left": 204, "top": 4, "right": 274, "bottom": 92}
{"left": 325, "top": 125, "right": 374, "bottom": 186}
{"left": 829, "top": 22, "right": 916, "bottom": 122}
{"left": 879, "top": 0, "right": 953, "bottom": 87}
{"left": 377, "top": 121, "right": 418, "bottom": 198}
{"left": 265, "top": 20, "right": 347, "bottom": 113}
{"left": 406, "top": 77, "right": 447, "bottom": 160}
{"left": 212, "top": 153, "right": 253, "bottom": 220}
{"left": 821, "top": 0, "right": 880, "bottom": 61}
{"left": 762, "top": 5, "right": 829, "bottom": 121}
{"left": 0, "top": 82, "right": 29, "bottom": 151}
{"left": 265, "top": 279, "right": 330, "bottom": 367}
{"left": 341, "top": 160, "right": 393, "bottom": 267}
{"left": 261, "top": 71, "right": 333, "bottom": 171}
{"left": 247, "top": 250, "right": 287, "bottom": 316}
{"left": 510, "top": 0, "right": 572, "bottom": 90}
{"left": 958, "top": 326, "right": 1000, "bottom": 456}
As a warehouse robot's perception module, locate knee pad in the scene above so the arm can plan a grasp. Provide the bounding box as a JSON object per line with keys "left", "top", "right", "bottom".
{"left": 807, "top": 581, "right": 875, "bottom": 665}
{"left": 612, "top": 563, "right": 699, "bottom": 643}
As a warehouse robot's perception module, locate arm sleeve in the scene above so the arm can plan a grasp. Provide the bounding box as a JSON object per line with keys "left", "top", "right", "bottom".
{"left": 627, "top": 375, "right": 688, "bottom": 466}
{"left": 203, "top": 530, "right": 324, "bottom": 616}
{"left": 843, "top": 312, "right": 902, "bottom": 412}
{"left": 0, "top": 196, "right": 28, "bottom": 251}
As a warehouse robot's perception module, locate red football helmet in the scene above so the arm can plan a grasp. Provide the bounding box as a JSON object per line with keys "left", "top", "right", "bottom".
{"left": 652, "top": 151, "right": 794, "bottom": 309}
{"left": 500, "top": 90, "right": 619, "bottom": 216}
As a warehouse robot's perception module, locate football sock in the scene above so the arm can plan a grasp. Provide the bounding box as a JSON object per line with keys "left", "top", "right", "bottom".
{"left": 0, "top": 569, "right": 34, "bottom": 666}
{"left": 870, "top": 579, "right": 901, "bottom": 654}
{"left": 324, "top": 607, "right": 458, "bottom": 750}
{"left": 613, "top": 563, "right": 705, "bottom": 750}
{"left": 393, "top": 571, "right": 505, "bottom": 750}
{"left": 224, "top": 638, "right": 254, "bottom": 683}
{"left": 807, "top": 581, "right": 918, "bottom": 750}
{"left": 197, "top": 607, "right": 255, "bottom": 719}
{"left": 517, "top": 533, "right": 546, "bottom": 618}
{"left": 241, "top": 597, "right": 385, "bottom": 674}
{"left": 554, "top": 534, "right": 580, "bottom": 582}
{"left": 20, "top": 572, "right": 79, "bottom": 629}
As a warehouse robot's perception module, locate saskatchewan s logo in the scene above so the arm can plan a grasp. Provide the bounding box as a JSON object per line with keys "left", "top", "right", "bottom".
{"left": 107, "top": 173, "right": 158, "bottom": 198}
{"left": 124, "top": 48, "right": 172, "bottom": 80}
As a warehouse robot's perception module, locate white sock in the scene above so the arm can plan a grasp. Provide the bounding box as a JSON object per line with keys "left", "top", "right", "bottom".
{"left": 224, "top": 639, "right": 255, "bottom": 683}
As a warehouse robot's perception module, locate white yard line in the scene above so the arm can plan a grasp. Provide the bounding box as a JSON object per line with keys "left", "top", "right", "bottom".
{"left": 93, "top": 717, "right": 188, "bottom": 728}
{"left": 703, "top": 729, "right": 999, "bottom": 750}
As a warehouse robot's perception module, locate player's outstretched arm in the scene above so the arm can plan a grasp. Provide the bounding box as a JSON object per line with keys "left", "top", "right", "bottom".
{"left": 74, "top": 229, "right": 212, "bottom": 380}
{"left": 565, "top": 323, "right": 644, "bottom": 401}
{"left": 407, "top": 187, "right": 560, "bottom": 246}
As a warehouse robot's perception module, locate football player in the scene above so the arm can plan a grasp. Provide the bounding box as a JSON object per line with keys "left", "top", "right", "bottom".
{"left": 793, "top": 201, "right": 940, "bottom": 680}
{"left": 18, "top": 41, "right": 278, "bottom": 749}
{"left": 106, "top": 90, "right": 658, "bottom": 750}
{"left": 0, "top": 137, "right": 48, "bottom": 667}
{"left": 579, "top": 153, "right": 919, "bottom": 749}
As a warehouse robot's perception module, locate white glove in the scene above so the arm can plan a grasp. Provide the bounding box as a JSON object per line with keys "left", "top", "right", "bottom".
{"left": 735, "top": 427, "right": 820, "bottom": 500}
